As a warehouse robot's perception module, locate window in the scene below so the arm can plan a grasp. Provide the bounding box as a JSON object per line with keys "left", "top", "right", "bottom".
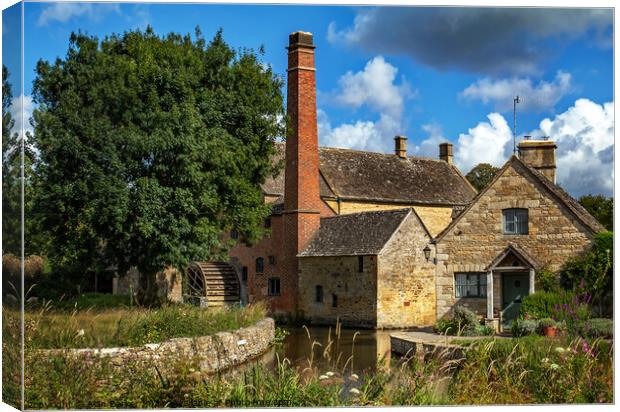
{"left": 332, "top": 294, "right": 338, "bottom": 308}
{"left": 455, "top": 273, "right": 487, "bottom": 298}
{"left": 269, "top": 255, "right": 275, "bottom": 265}
{"left": 357, "top": 256, "right": 364, "bottom": 273}
{"left": 315, "top": 285, "right": 324, "bottom": 303}
{"left": 230, "top": 229, "right": 239, "bottom": 240}
{"left": 242, "top": 267, "right": 248, "bottom": 282}
{"left": 503, "top": 208, "right": 528, "bottom": 235}
{"left": 264, "top": 218, "right": 271, "bottom": 228}
{"left": 268, "top": 277, "right": 281, "bottom": 296}
{"left": 255, "top": 257, "right": 264, "bottom": 274}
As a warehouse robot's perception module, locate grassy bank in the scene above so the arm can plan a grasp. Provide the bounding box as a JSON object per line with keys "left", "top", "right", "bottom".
{"left": 23, "top": 333, "right": 612, "bottom": 408}
{"left": 25, "top": 301, "right": 266, "bottom": 349}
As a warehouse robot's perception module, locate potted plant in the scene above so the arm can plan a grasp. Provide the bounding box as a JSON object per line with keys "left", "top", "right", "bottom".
{"left": 539, "top": 318, "right": 558, "bottom": 337}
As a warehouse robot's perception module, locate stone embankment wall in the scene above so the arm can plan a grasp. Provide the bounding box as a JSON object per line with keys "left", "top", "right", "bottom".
{"left": 41, "top": 318, "right": 275, "bottom": 374}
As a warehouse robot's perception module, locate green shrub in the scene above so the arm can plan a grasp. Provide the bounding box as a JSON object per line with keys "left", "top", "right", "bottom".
{"left": 520, "top": 290, "right": 572, "bottom": 319}
{"left": 434, "top": 307, "right": 491, "bottom": 336}
{"left": 561, "top": 231, "right": 613, "bottom": 317}
{"left": 583, "top": 318, "right": 613, "bottom": 338}
{"left": 433, "top": 318, "right": 456, "bottom": 334}
{"left": 511, "top": 319, "right": 540, "bottom": 337}
{"left": 538, "top": 318, "right": 556, "bottom": 328}
{"left": 537, "top": 318, "right": 556, "bottom": 334}
{"left": 453, "top": 306, "right": 477, "bottom": 328}
{"left": 536, "top": 268, "right": 560, "bottom": 292}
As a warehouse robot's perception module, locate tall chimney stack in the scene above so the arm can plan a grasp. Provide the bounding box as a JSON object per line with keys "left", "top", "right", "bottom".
{"left": 439, "top": 143, "right": 453, "bottom": 164}
{"left": 394, "top": 135, "right": 407, "bottom": 159}
{"left": 518, "top": 138, "right": 557, "bottom": 183}
{"left": 281, "top": 31, "right": 321, "bottom": 313}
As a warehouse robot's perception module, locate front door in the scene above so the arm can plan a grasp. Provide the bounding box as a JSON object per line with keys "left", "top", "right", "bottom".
{"left": 502, "top": 273, "right": 530, "bottom": 322}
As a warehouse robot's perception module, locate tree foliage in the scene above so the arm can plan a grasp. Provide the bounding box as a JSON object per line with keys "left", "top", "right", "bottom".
{"left": 2, "top": 65, "right": 20, "bottom": 255}
{"left": 31, "top": 27, "right": 285, "bottom": 298}
{"left": 578, "top": 194, "right": 613, "bottom": 231}
{"left": 561, "top": 231, "right": 613, "bottom": 316}
{"left": 465, "top": 163, "right": 499, "bottom": 191}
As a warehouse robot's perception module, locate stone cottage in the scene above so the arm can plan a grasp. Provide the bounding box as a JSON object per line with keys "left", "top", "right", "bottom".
{"left": 218, "top": 31, "right": 605, "bottom": 329}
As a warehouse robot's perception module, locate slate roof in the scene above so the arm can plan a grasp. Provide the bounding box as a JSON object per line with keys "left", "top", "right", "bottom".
{"left": 298, "top": 209, "right": 411, "bottom": 257}
{"left": 261, "top": 143, "right": 476, "bottom": 205}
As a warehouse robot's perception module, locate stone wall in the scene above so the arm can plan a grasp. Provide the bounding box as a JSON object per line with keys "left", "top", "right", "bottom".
{"left": 40, "top": 318, "right": 275, "bottom": 375}
{"left": 298, "top": 255, "right": 378, "bottom": 327}
{"left": 377, "top": 212, "right": 436, "bottom": 328}
{"left": 435, "top": 161, "right": 595, "bottom": 319}
{"left": 323, "top": 200, "right": 452, "bottom": 237}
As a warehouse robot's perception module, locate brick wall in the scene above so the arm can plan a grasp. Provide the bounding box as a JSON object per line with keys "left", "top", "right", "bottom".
{"left": 435, "top": 161, "right": 594, "bottom": 319}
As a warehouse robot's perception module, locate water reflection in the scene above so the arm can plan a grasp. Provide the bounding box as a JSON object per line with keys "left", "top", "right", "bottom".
{"left": 226, "top": 325, "right": 398, "bottom": 378}
{"left": 278, "top": 326, "right": 393, "bottom": 374}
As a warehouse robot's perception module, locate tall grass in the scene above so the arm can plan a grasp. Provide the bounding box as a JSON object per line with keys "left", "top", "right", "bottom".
{"left": 26, "top": 301, "right": 267, "bottom": 349}
{"left": 19, "top": 311, "right": 613, "bottom": 408}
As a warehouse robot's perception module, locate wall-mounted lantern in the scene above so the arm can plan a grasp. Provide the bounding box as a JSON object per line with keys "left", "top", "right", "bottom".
{"left": 423, "top": 245, "right": 432, "bottom": 262}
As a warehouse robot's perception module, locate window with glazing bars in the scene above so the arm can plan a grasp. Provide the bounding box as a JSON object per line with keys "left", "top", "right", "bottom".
{"left": 455, "top": 273, "right": 487, "bottom": 298}
{"left": 503, "top": 208, "right": 528, "bottom": 235}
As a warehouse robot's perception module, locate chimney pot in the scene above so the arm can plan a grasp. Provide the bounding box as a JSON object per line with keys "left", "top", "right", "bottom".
{"left": 394, "top": 135, "right": 407, "bottom": 159}
{"left": 288, "top": 31, "right": 315, "bottom": 50}
{"left": 439, "top": 143, "right": 453, "bottom": 164}
{"left": 518, "top": 139, "right": 557, "bottom": 183}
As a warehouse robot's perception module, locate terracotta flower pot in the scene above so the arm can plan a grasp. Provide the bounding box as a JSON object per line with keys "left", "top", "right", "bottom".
{"left": 542, "top": 326, "right": 557, "bottom": 337}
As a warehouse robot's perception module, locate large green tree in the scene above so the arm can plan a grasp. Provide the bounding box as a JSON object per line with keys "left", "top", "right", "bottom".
{"left": 32, "top": 28, "right": 285, "bottom": 300}
{"left": 465, "top": 163, "right": 500, "bottom": 192}
{"left": 578, "top": 194, "right": 613, "bottom": 231}
{"left": 2, "top": 65, "right": 21, "bottom": 255}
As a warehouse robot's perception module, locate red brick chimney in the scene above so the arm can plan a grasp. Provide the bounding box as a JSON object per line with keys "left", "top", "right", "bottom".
{"left": 281, "top": 31, "right": 321, "bottom": 313}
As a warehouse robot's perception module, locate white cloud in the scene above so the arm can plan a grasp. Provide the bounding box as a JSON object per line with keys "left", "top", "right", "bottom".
{"left": 415, "top": 123, "right": 448, "bottom": 158}
{"left": 319, "top": 56, "right": 412, "bottom": 152}
{"left": 334, "top": 56, "right": 413, "bottom": 119}
{"left": 460, "top": 71, "right": 573, "bottom": 112}
{"left": 453, "top": 112, "right": 513, "bottom": 174}
{"left": 448, "top": 98, "right": 613, "bottom": 197}
{"left": 530, "top": 99, "right": 614, "bottom": 197}
{"left": 9, "top": 94, "right": 34, "bottom": 139}
{"left": 37, "top": 3, "right": 120, "bottom": 26}
{"left": 317, "top": 110, "right": 397, "bottom": 153}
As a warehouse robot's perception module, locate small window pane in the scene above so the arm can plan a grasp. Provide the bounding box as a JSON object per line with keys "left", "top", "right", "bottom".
{"left": 268, "top": 277, "right": 280, "bottom": 296}
{"left": 455, "top": 273, "right": 486, "bottom": 298}
{"left": 315, "top": 285, "right": 323, "bottom": 303}
{"left": 503, "top": 208, "right": 528, "bottom": 235}
{"left": 256, "top": 258, "right": 264, "bottom": 273}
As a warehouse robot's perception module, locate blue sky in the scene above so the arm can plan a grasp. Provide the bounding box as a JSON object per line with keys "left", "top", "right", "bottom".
{"left": 2, "top": 2, "right": 614, "bottom": 197}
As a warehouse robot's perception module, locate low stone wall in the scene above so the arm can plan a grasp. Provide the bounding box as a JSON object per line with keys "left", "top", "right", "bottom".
{"left": 41, "top": 318, "right": 275, "bottom": 374}
{"left": 390, "top": 335, "right": 467, "bottom": 362}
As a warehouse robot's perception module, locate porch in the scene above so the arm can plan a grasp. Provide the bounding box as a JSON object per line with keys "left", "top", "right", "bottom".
{"left": 484, "top": 244, "right": 540, "bottom": 331}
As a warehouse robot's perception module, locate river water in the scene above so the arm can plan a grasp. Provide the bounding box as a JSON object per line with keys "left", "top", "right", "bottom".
{"left": 233, "top": 325, "right": 402, "bottom": 377}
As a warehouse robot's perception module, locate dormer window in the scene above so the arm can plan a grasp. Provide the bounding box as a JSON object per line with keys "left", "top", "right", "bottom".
{"left": 503, "top": 208, "right": 528, "bottom": 235}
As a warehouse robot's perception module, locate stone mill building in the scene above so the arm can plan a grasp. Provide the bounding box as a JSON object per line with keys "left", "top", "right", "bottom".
{"left": 148, "top": 31, "right": 606, "bottom": 330}
{"left": 222, "top": 30, "right": 607, "bottom": 329}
